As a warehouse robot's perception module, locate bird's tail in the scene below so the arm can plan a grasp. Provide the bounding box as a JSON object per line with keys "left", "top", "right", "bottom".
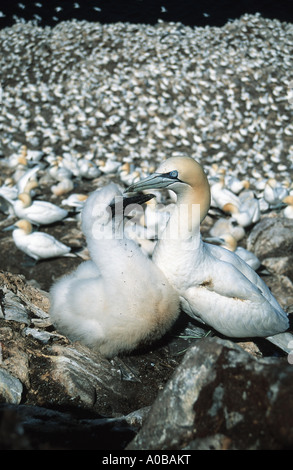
{"left": 63, "top": 246, "right": 85, "bottom": 258}
{"left": 266, "top": 331, "right": 293, "bottom": 354}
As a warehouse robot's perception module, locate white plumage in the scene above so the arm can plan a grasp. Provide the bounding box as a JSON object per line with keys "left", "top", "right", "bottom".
{"left": 127, "top": 156, "right": 291, "bottom": 352}
{"left": 8, "top": 219, "right": 72, "bottom": 261}
{"left": 204, "top": 233, "right": 261, "bottom": 271}
{"left": 12, "top": 192, "right": 68, "bottom": 226}
{"left": 49, "top": 183, "right": 180, "bottom": 358}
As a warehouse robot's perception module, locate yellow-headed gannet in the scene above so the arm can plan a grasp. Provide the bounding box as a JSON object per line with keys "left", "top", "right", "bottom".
{"left": 4, "top": 219, "right": 73, "bottom": 261}
{"left": 222, "top": 190, "right": 260, "bottom": 227}
{"left": 11, "top": 183, "right": 68, "bottom": 225}
{"left": 283, "top": 195, "right": 293, "bottom": 219}
{"left": 263, "top": 178, "right": 289, "bottom": 208}
{"left": 204, "top": 233, "right": 261, "bottom": 271}
{"left": 126, "top": 156, "right": 292, "bottom": 353}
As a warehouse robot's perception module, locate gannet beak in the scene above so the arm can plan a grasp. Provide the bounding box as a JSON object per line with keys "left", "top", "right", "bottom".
{"left": 204, "top": 236, "right": 225, "bottom": 245}
{"left": 2, "top": 223, "right": 16, "bottom": 232}
{"left": 125, "top": 173, "right": 177, "bottom": 193}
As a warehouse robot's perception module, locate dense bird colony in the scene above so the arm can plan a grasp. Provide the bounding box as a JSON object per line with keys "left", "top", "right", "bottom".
{"left": 0, "top": 13, "right": 292, "bottom": 185}
{"left": 0, "top": 13, "right": 292, "bottom": 282}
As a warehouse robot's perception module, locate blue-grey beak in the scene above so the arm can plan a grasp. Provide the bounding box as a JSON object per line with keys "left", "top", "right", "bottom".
{"left": 204, "top": 236, "right": 225, "bottom": 245}
{"left": 125, "top": 173, "right": 177, "bottom": 193}
{"left": 2, "top": 223, "right": 16, "bottom": 232}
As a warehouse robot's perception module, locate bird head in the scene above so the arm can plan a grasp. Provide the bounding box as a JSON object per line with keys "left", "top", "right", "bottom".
{"left": 125, "top": 156, "right": 211, "bottom": 223}
{"left": 126, "top": 157, "right": 208, "bottom": 194}
{"left": 3, "top": 219, "right": 33, "bottom": 234}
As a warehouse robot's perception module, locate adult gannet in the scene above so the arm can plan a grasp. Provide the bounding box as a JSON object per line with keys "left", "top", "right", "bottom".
{"left": 222, "top": 190, "right": 260, "bottom": 227}
{"left": 77, "top": 158, "right": 101, "bottom": 179}
{"left": 4, "top": 219, "right": 73, "bottom": 261}
{"left": 16, "top": 165, "right": 41, "bottom": 195}
{"left": 49, "top": 183, "right": 180, "bottom": 358}
{"left": 263, "top": 178, "right": 289, "bottom": 208}
{"left": 283, "top": 195, "right": 293, "bottom": 219}
{"left": 61, "top": 193, "right": 89, "bottom": 210}
{"left": 210, "top": 174, "right": 240, "bottom": 210}
{"left": 126, "top": 156, "right": 291, "bottom": 353}
{"left": 208, "top": 217, "right": 245, "bottom": 241}
{"left": 204, "top": 233, "right": 261, "bottom": 271}
{"left": 225, "top": 175, "right": 250, "bottom": 195}
{"left": 0, "top": 178, "right": 18, "bottom": 202}
{"left": 11, "top": 187, "right": 68, "bottom": 226}
{"left": 51, "top": 178, "right": 74, "bottom": 196}
{"left": 98, "top": 158, "right": 121, "bottom": 174}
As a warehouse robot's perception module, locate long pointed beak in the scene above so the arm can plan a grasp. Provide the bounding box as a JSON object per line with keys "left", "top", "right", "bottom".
{"left": 204, "top": 236, "right": 225, "bottom": 245}
{"left": 2, "top": 224, "right": 16, "bottom": 232}
{"left": 125, "top": 173, "right": 173, "bottom": 193}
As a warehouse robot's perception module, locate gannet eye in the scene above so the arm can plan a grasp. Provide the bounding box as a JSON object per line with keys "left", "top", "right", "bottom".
{"left": 169, "top": 170, "right": 178, "bottom": 179}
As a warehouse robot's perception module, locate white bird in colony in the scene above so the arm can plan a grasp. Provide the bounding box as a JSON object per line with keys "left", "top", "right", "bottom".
{"left": 17, "top": 145, "right": 44, "bottom": 163}
{"left": 98, "top": 158, "right": 121, "bottom": 174}
{"left": 210, "top": 175, "right": 240, "bottom": 211}
{"left": 77, "top": 158, "right": 101, "bottom": 179}
{"left": 119, "top": 162, "right": 141, "bottom": 186}
{"left": 225, "top": 175, "right": 250, "bottom": 194}
{"left": 49, "top": 183, "right": 180, "bottom": 358}
{"left": 263, "top": 178, "right": 289, "bottom": 208}
{"left": 51, "top": 178, "right": 74, "bottom": 196}
{"left": 126, "top": 156, "right": 292, "bottom": 353}
{"left": 8, "top": 182, "right": 68, "bottom": 226}
{"left": 4, "top": 219, "right": 74, "bottom": 261}
{"left": 204, "top": 233, "right": 261, "bottom": 271}
{"left": 0, "top": 167, "right": 41, "bottom": 215}
{"left": 47, "top": 158, "right": 74, "bottom": 182}
{"left": 16, "top": 165, "right": 41, "bottom": 195}
{"left": 222, "top": 190, "right": 260, "bottom": 227}
{"left": 0, "top": 178, "right": 18, "bottom": 201}
{"left": 209, "top": 217, "right": 245, "bottom": 241}
{"left": 282, "top": 195, "right": 293, "bottom": 219}
{"left": 25, "top": 149, "right": 44, "bottom": 162}
{"left": 6, "top": 145, "right": 28, "bottom": 169}
{"left": 61, "top": 193, "right": 89, "bottom": 210}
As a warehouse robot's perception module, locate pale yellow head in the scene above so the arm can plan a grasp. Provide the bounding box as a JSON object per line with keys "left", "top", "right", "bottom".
{"left": 18, "top": 193, "right": 32, "bottom": 208}
{"left": 220, "top": 233, "right": 238, "bottom": 252}
{"left": 127, "top": 156, "right": 211, "bottom": 223}
{"left": 14, "top": 219, "right": 33, "bottom": 234}
{"left": 283, "top": 195, "right": 293, "bottom": 205}
{"left": 23, "top": 179, "right": 39, "bottom": 193}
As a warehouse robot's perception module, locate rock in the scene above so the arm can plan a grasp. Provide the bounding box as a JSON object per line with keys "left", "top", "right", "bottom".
{"left": 0, "top": 270, "right": 185, "bottom": 417}
{"left": 23, "top": 339, "right": 183, "bottom": 417}
{"left": 0, "top": 269, "right": 293, "bottom": 449}
{"left": 247, "top": 217, "right": 293, "bottom": 281}
{"left": 0, "top": 369, "right": 23, "bottom": 404}
{"left": 23, "top": 327, "right": 56, "bottom": 344}
{"left": 127, "top": 337, "right": 293, "bottom": 450}
{"left": 0, "top": 290, "right": 30, "bottom": 324}
{"left": 0, "top": 271, "right": 51, "bottom": 329}
{"left": 0, "top": 324, "right": 30, "bottom": 388}
{"left": 0, "top": 403, "right": 136, "bottom": 450}
{"left": 263, "top": 274, "right": 293, "bottom": 311}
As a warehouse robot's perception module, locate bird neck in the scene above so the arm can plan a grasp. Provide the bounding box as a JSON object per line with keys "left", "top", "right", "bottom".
{"left": 85, "top": 215, "right": 141, "bottom": 276}
{"left": 168, "top": 182, "right": 210, "bottom": 239}
{"left": 18, "top": 193, "right": 32, "bottom": 208}
{"left": 153, "top": 181, "right": 211, "bottom": 282}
